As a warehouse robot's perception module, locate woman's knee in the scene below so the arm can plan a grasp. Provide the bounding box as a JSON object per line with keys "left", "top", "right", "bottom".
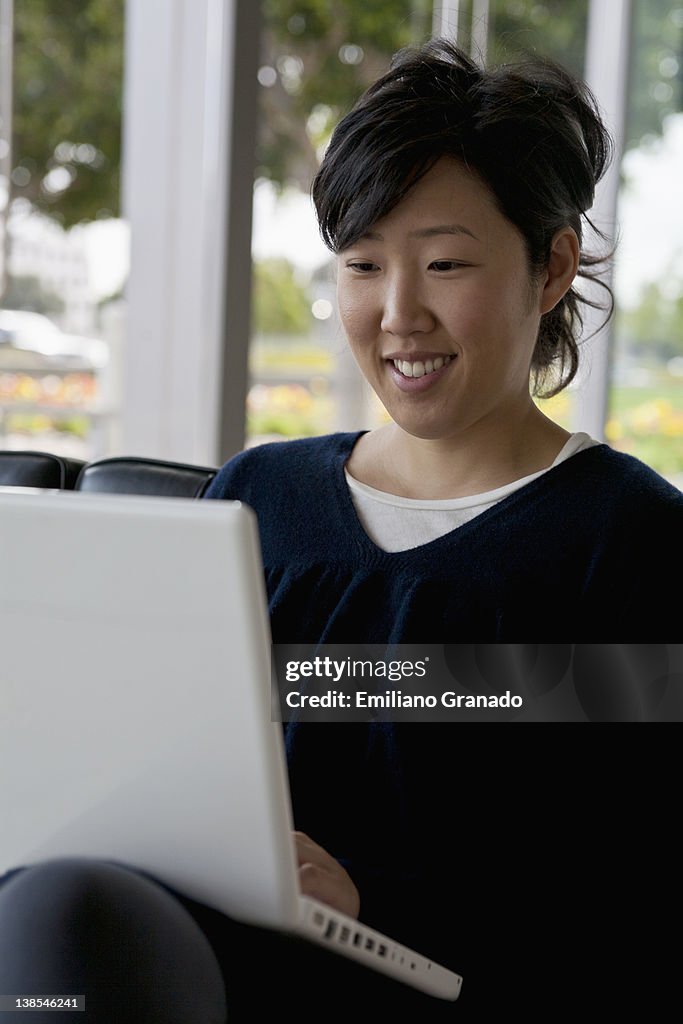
{"left": 0, "top": 858, "right": 227, "bottom": 1024}
{"left": 0, "top": 858, "right": 190, "bottom": 938}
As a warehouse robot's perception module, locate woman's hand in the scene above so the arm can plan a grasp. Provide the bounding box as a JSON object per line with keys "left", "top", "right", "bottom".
{"left": 293, "top": 831, "right": 360, "bottom": 920}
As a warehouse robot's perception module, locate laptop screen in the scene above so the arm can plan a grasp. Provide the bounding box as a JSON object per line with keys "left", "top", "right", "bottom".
{"left": 0, "top": 488, "right": 299, "bottom": 928}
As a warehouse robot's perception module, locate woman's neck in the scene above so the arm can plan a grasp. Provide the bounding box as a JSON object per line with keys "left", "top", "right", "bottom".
{"left": 347, "top": 407, "right": 571, "bottom": 500}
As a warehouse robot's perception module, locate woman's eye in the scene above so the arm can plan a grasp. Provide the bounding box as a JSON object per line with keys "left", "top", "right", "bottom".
{"left": 348, "top": 262, "right": 379, "bottom": 273}
{"left": 429, "top": 260, "right": 465, "bottom": 272}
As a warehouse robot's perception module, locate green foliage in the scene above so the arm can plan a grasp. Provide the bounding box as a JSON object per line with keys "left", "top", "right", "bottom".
{"left": 4, "top": 411, "right": 89, "bottom": 439}
{"left": 11, "top": 0, "right": 124, "bottom": 226}
{"left": 625, "top": 0, "right": 683, "bottom": 150}
{"left": 247, "top": 408, "right": 323, "bottom": 438}
{"left": 260, "top": 0, "right": 683, "bottom": 194}
{"left": 259, "top": 0, "right": 425, "bottom": 190}
{"left": 607, "top": 375, "right": 683, "bottom": 479}
{"left": 488, "top": 0, "right": 682, "bottom": 148}
{"left": 488, "top": 0, "right": 588, "bottom": 76}
{"left": 252, "top": 258, "right": 312, "bottom": 334}
{"left": 8, "top": 0, "right": 682, "bottom": 227}
{"left": 617, "top": 283, "right": 683, "bottom": 361}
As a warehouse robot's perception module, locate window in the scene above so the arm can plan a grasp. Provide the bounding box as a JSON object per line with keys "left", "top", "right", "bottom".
{"left": 249, "top": 0, "right": 682, "bottom": 488}
{"left": 248, "top": 1, "right": 435, "bottom": 446}
{"left": 609, "top": 0, "right": 683, "bottom": 487}
{"left": 7, "top": 2, "right": 676, "bottom": 482}
{"left": 0, "top": 0, "right": 127, "bottom": 460}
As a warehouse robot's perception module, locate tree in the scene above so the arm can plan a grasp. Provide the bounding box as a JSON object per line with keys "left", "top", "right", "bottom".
{"left": 623, "top": 0, "right": 683, "bottom": 150}
{"left": 618, "top": 281, "right": 683, "bottom": 362}
{"left": 10, "top": 0, "right": 124, "bottom": 227}
{"left": 8, "top": 0, "right": 682, "bottom": 224}
{"left": 258, "top": 0, "right": 683, "bottom": 192}
{"left": 258, "top": 0, "right": 428, "bottom": 190}
{"left": 252, "top": 258, "right": 311, "bottom": 335}
{"left": 486, "top": 0, "right": 588, "bottom": 76}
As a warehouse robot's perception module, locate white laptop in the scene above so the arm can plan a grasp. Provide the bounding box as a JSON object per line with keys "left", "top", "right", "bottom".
{"left": 0, "top": 486, "right": 462, "bottom": 1001}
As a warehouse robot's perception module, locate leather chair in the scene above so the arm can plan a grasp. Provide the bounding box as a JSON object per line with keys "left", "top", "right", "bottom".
{"left": 0, "top": 450, "right": 86, "bottom": 489}
{"left": 74, "top": 456, "right": 218, "bottom": 498}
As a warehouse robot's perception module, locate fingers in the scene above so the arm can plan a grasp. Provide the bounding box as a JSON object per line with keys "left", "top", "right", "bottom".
{"left": 298, "top": 862, "right": 358, "bottom": 918}
{"left": 293, "top": 831, "right": 361, "bottom": 919}
{"left": 293, "top": 831, "right": 335, "bottom": 869}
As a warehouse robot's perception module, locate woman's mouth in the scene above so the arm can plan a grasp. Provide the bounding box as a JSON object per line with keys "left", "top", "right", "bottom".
{"left": 387, "top": 354, "right": 456, "bottom": 392}
{"left": 391, "top": 354, "right": 455, "bottom": 379}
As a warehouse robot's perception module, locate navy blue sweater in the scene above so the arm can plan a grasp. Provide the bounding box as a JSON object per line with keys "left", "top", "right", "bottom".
{"left": 205, "top": 431, "right": 682, "bottom": 641}
{"left": 204, "top": 433, "right": 683, "bottom": 1014}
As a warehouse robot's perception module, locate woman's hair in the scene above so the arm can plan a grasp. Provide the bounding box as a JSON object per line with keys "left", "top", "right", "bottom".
{"left": 312, "top": 38, "right": 615, "bottom": 397}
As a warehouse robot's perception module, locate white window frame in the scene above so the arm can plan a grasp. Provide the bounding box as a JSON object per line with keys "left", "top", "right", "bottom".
{"left": 573, "top": 0, "right": 632, "bottom": 439}
{"left": 121, "top": 0, "right": 260, "bottom": 464}
{"left": 0, "top": 0, "right": 13, "bottom": 296}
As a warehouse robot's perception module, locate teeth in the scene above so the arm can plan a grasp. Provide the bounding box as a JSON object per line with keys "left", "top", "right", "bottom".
{"left": 392, "top": 355, "right": 452, "bottom": 379}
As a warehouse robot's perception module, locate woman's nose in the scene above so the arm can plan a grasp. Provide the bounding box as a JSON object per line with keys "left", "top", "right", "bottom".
{"left": 380, "top": 277, "right": 435, "bottom": 337}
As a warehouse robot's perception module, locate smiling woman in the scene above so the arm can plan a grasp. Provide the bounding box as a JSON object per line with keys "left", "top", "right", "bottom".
{"left": 310, "top": 46, "right": 620, "bottom": 506}
{"left": 2, "top": 34, "right": 682, "bottom": 1024}
{"left": 200, "top": 38, "right": 683, "bottom": 1018}
{"left": 335, "top": 158, "right": 580, "bottom": 497}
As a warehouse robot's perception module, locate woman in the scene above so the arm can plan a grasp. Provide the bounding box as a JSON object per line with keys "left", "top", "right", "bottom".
{"left": 1, "top": 39, "right": 681, "bottom": 1022}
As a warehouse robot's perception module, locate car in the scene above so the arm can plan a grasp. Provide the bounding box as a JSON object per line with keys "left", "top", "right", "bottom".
{"left": 0, "top": 309, "right": 108, "bottom": 369}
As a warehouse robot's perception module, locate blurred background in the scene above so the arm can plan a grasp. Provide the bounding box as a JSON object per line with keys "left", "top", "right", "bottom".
{"left": 0, "top": 0, "right": 681, "bottom": 485}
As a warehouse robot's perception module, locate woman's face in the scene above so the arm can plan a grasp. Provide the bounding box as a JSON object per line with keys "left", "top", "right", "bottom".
{"left": 336, "top": 157, "right": 544, "bottom": 443}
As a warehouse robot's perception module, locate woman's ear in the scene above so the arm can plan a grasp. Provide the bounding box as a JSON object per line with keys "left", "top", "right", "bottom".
{"left": 539, "top": 227, "right": 580, "bottom": 314}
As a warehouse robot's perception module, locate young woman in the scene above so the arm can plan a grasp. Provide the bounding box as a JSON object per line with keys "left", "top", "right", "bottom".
{"left": 1, "top": 39, "right": 681, "bottom": 1023}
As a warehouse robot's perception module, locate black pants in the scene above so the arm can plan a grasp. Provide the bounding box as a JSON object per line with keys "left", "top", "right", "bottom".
{"left": 0, "top": 859, "right": 461, "bottom": 1023}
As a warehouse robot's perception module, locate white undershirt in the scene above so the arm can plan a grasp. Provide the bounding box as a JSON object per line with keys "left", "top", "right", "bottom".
{"left": 344, "top": 432, "right": 601, "bottom": 552}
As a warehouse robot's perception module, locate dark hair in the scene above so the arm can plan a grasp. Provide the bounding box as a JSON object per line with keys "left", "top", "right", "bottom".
{"left": 312, "top": 38, "right": 615, "bottom": 397}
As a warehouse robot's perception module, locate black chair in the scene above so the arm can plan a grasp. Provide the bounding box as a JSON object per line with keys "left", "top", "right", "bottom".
{"left": 0, "top": 450, "right": 86, "bottom": 489}
{"left": 74, "top": 456, "right": 218, "bottom": 499}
